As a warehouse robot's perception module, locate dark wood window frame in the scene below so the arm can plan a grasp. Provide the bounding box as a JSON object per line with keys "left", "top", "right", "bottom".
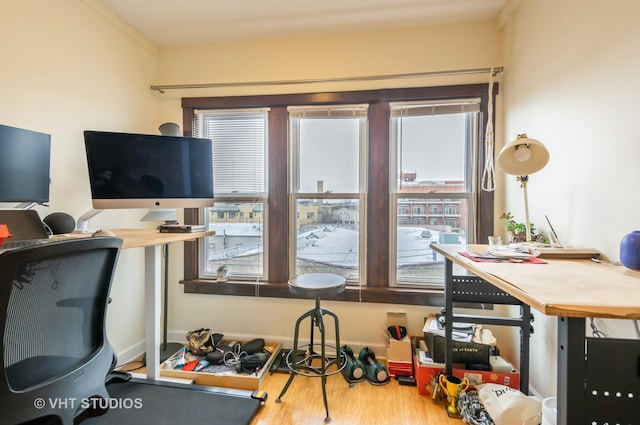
{"left": 180, "top": 83, "right": 497, "bottom": 307}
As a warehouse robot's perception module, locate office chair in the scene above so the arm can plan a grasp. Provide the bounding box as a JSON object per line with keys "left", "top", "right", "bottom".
{"left": 0, "top": 237, "right": 122, "bottom": 425}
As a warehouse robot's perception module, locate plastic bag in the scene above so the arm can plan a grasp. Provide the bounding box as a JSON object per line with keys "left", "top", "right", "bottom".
{"left": 477, "top": 383, "right": 541, "bottom": 425}
{"left": 186, "top": 328, "right": 215, "bottom": 356}
{"left": 457, "top": 390, "right": 495, "bottom": 425}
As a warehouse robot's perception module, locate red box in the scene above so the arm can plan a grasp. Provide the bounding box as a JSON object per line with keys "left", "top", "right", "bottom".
{"left": 414, "top": 355, "right": 444, "bottom": 396}
{"left": 387, "top": 360, "right": 413, "bottom": 377}
{"left": 413, "top": 356, "right": 520, "bottom": 396}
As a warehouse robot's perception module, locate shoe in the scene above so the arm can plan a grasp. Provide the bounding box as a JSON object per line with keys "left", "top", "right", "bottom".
{"left": 340, "top": 345, "right": 365, "bottom": 383}
{"left": 358, "top": 347, "right": 390, "bottom": 385}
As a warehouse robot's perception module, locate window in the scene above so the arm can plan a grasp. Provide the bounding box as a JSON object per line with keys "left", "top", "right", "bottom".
{"left": 193, "top": 109, "right": 268, "bottom": 280}
{"left": 181, "top": 84, "right": 495, "bottom": 306}
{"left": 390, "top": 99, "right": 480, "bottom": 288}
{"left": 289, "top": 105, "right": 367, "bottom": 281}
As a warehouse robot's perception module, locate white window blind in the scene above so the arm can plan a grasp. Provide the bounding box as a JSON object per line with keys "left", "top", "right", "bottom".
{"left": 288, "top": 104, "right": 368, "bottom": 119}
{"left": 390, "top": 99, "right": 480, "bottom": 117}
{"left": 194, "top": 109, "right": 269, "bottom": 196}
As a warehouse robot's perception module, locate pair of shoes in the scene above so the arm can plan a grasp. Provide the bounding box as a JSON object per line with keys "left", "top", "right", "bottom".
{"left": 358, "top": 347, "right": 390, "bottom": 385}
{"left": 340, "top": 345, "right": 365, "bottom": 383}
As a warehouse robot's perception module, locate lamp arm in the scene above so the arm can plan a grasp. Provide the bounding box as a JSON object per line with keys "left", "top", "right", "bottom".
{"left": 519, "top": 175, "right": 532, "bottom": 242}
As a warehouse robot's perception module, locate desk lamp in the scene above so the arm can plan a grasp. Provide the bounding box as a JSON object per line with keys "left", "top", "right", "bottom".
{"left": 497, "top": 134, "right": 550, "bottom": 243}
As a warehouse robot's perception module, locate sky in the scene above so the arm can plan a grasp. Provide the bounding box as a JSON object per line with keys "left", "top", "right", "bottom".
{"left": 297, "top": 113, "right": 467, "bottom": 194}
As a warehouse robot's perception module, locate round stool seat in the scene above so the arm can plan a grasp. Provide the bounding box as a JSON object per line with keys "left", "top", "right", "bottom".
{"left": 288, "top": 273, "right": 346, "bottom": 298}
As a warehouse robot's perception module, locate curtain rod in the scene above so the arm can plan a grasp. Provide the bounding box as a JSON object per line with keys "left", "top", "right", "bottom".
{"left": 150, "top": 66, "right": 503, "bottom": 93}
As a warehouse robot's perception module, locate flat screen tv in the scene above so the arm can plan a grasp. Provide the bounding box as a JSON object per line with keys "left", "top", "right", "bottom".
{"left": 83, "top": 130, "right": 214, "bottom": 210}
{"left": 0, "top": 124, "right": 51, "bottom": 204}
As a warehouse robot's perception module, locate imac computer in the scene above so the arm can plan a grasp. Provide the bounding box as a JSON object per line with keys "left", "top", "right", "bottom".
{"left": 81, "top": 130, "right": 214, "bottom": 228}
{"left": 0, "top": 124, "right": 51, "bottom": 208}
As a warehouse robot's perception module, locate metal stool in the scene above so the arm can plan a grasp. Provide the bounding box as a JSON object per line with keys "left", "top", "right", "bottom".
{"left": 275, "top": 273, "right": 348, "bottom": 423}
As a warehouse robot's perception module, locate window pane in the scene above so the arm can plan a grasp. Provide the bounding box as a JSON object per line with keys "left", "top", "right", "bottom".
{"left": 395, "top": 113, "right": 468, "bottom": 192}
{"left": 295, "top": 118, "right": 361, "bottom": 193}
{"left": 205, "top": 202, "right": 264, "bottom": 277}
{"left": 396, "top": 197, "right": 469, "bottom": 285}
{"left": 195, "top": 110, "right": 268, "bottom": 195}
{"left": 295, "top": 198, "right": 359, "bottom": 280}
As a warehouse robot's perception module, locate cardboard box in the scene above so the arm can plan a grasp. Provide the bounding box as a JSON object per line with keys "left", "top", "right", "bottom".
{"left": 386, "top": 312, "right": 412, "bottom": 362}
{"left": 412, "top": 338, "right": 519, "bottom": 396}
{"left": 160, "top": 339, "right": 281, "bottom": 391}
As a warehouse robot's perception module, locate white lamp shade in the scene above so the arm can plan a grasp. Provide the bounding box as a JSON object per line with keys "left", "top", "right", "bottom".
{"left": 497, "top": 134, "right": 549, "bottom": 176}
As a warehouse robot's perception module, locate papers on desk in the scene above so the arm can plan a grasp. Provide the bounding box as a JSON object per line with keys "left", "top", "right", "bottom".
{"left": 459, "top": 248, "right": 548, "bottom": 264}
{"left": 487, "top": 246, "right": 535, "bottom": 259}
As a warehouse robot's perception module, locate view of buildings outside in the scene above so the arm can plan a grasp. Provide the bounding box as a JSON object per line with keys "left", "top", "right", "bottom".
{"left": 205, "top": 178, "right": 467, "bottom": 285}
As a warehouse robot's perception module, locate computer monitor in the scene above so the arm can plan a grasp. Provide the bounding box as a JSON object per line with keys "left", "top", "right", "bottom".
{"left": 0, "top": 124, "right": 51, "bottom": 204}
{"left": 83, "top": 130, "right": 214, "bottom": 211}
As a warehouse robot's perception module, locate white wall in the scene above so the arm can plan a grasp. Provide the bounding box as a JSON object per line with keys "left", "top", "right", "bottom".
{"left": 0, "top": 0, "right": 161, "bottom": 355}
{"left": 499, "top": 0, "right": 640, "bottom": 398}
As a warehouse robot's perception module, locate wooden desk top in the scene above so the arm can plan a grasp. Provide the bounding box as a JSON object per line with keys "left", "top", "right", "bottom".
{"left": 64, "top": 228, "right": 214, "bottom": 250}
{"left": 432, "top": 243, "right": 640, "bottom": 320}
{"left": 109, "top": 228, "right": 214, "bottom": 250}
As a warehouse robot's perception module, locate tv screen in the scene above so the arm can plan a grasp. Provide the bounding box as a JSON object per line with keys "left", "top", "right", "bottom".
{"left": 83, "top": 130, "right": 214, "bottom": 210}
{"left": 0, "top": 124, "right": 51, "bottom": 204}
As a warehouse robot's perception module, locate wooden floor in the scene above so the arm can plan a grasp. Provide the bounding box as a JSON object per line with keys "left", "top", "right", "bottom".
{"left": 250, "top": 371, "right": 463, "bottom": 425}
{"left": 119, "top": 357, "right": 463, "bottom": 424}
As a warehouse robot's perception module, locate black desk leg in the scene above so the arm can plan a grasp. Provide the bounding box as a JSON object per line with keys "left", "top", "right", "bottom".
{"left": 444, "top": 258, "right": 454, "bottom": 376}
{"left": 557, "top": 316, "right": 586, "bottom": 425}
{"left": 519, "top": 303, "right": 531, "bottom": 394}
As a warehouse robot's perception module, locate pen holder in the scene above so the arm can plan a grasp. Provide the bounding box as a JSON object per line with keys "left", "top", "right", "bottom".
{"left": 439, "top": 374, "right": 469, "bottom": 417}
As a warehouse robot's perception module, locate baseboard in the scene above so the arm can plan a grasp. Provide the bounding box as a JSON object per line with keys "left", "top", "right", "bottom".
{"left": 528, "top": 384, "right": 545, "bottom": 400}
{"left": 115, "top": 340, "right": 146, "bottom": 366}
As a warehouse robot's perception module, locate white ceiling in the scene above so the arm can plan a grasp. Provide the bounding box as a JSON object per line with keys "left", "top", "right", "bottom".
{"left": 98, "top": 0, "right": 506, "bottom": 47}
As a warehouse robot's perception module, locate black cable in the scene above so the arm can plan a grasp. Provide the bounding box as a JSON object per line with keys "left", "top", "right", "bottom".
{"left": 116, "top": 360, "right": 145, "bottom": 372}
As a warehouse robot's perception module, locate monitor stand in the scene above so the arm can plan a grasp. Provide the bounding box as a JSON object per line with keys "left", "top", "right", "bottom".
{"left": 140, "top": 208, "right": 178, "bottom": 224}
{"left": 15, "top": 202, "right": 40, "bottom": 210}
{"left": 75, "top": 208, "right": 104, "bottom": 233}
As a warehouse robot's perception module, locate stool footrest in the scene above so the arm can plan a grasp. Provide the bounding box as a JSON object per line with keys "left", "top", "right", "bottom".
{"left": 285, "top": 344, "right": 346, "bottom": 378}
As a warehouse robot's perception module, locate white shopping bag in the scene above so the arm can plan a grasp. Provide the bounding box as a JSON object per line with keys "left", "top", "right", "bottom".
{"left": 477, "top": 383, "right": 542, "bottom": 425}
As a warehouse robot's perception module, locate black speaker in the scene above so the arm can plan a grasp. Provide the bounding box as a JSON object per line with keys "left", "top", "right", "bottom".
{"left": 43, "top": 212, "right": 76, "bottom": 235}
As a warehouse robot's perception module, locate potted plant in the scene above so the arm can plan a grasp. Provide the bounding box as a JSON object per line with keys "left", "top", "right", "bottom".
{"left": 216, "top": 265, "right": 228, "bottom": 282}
{"left": 499, "top": 212, "right": 539, "bottom": 243}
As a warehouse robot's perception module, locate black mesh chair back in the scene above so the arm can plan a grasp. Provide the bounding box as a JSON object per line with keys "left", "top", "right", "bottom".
{"left": 0, "top": 237, "right": 122, "bottom": 425}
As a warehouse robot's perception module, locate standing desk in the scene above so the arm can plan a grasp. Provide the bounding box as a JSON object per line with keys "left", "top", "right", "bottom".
{"left": 110, "top": 229, "right": 214, "bottom": 380}
{"left": 431, "top": 243, "right": 640, "bottom": 425}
